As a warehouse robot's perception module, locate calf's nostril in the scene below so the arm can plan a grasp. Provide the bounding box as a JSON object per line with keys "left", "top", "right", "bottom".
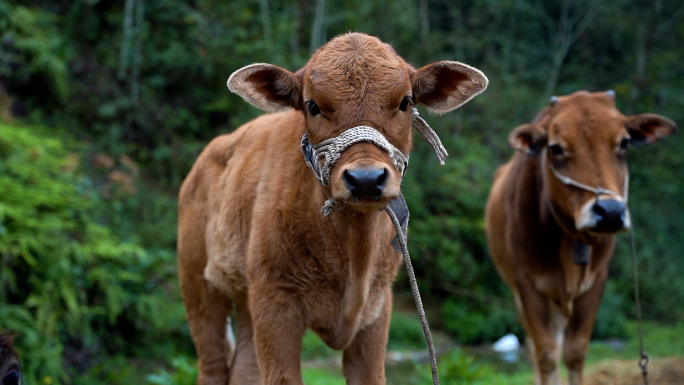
{"left": 376, "top": 168, "right": 389, "bottom": 187}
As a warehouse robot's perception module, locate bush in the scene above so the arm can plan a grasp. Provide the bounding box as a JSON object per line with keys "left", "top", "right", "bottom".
{"left": 0, "top": 123, "right": 186, "bottom": 384}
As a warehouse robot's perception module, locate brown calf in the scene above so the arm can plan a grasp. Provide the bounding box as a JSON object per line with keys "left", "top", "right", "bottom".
{"left": 0, "top": 332, "right": 21, "bottom": 385}
{"left": 485, "top": 91, "right": 676, "bottom": 385}
{"left": 178, "top": 33, "right": 487, "bottom": 385}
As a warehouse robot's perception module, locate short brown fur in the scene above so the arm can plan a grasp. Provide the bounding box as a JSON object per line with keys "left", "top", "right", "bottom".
{"left": 178, "top": 33, "right": 487, "bottom": 385}
{"left": 485, "top": 91, "right": 675, "bottom": 385}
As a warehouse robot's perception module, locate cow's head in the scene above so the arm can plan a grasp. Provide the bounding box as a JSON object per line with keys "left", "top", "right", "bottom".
{"left": 228, "top": 33, "right": 487, "bottom": 212}
{"left": 509, "top": 91, "right": 676, "bottom": 235}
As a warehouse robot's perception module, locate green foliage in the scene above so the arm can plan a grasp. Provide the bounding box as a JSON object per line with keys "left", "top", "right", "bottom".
{"left": 146, "top": 356, "right": 198, "bottom": 385}
{"left": 387, "top": 312, "right": 429, "bottom": 351}
{"left": 0, "top": 124, "right": 187, "bottom": 384}
{"left": 301, "top": 330, "right": 338, "bottom": 361}
{"left": 301, "top": 368, "right": 346, "bottom": 385}
{"left": 0, "top": 3, "right": 69, "bottom": 101}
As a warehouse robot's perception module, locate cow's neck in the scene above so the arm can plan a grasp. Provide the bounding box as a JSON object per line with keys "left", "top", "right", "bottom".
{"left": 327, "top": 207, "right": 387, "bottom": 347}
{"left": 523, "top": 154, "right": 615, "bottom": 315}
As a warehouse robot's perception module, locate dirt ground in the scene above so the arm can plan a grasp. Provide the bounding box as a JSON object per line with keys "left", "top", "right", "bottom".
{"left": 585, "top": 357, "right": 684, "bottom": 385}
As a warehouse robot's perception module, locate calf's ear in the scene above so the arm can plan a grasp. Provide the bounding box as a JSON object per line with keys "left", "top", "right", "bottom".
{"left": 624, "top": 113, "right": 676, "bottom": 147}
{"left": 227, "top": 63, "right": 303, "bottom": 112}
{"left": 410, "top": 61, "right": 488, "bottom": 114}
{"left": 508, "top": 124, "right": 547, "bottom": 156}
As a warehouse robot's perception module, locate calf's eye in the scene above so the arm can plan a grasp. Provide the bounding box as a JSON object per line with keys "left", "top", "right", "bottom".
{"left": 306, "top": 100, "right": 321, "bottom": 116}
{"left": 399, "top": 95, "right": 412, "bottom": 112}
{"left": 549, "top": 144, "right": 564, "bottom": 156}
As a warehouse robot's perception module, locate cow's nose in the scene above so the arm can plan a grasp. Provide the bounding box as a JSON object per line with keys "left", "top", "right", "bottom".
{"left": 591, "top": 199, "right": 627, "bottom": 233}
{"left": 343, "top": 168, "right": 388, "bottom": 199}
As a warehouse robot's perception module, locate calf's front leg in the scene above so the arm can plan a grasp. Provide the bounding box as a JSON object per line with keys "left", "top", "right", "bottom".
{"left": 342, "top": 289, "right": 392, "bottom": 385}
{"left": 249, "top": 281, "right": 306, "bottom": 385}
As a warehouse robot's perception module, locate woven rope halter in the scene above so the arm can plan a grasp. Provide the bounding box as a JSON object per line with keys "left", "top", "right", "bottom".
{"left": 301, "top": 106, "right": 448, "bottom": 215}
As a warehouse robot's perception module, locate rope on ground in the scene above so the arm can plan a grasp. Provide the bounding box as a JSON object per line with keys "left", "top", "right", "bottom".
{"left": 384, "top": 204, "right": 440, "bottom": 385}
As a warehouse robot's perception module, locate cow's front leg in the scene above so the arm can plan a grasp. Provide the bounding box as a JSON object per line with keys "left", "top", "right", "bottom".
{"left": 516, "top": 277, "right": 564, "bottom": 385}
{"left": 342, "top": 289, "right": 392, "bottom": 385}
{"left": 564, "top": 276, "right": 607, "bottom": 385}
{"left": 249, "top": 281, "right": 306, "bottom": 385}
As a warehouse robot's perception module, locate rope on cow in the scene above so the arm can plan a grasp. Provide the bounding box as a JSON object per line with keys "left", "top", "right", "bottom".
{"left": 629, "top": 226, "right": 650, "bottom": 385}
{"left": 411, "top": 107, "right": 448, "bottom": 165}
{"left": 384, "top": 204, "right": 440, "bottom": 385}
{"left": 311, "top": 125, "right": 409, "bottom": 187}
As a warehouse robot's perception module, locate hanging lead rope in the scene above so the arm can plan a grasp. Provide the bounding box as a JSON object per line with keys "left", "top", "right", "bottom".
{"left": 385, "top": 204, "right": 440, "bottom": 385}
{"left": 629, "top": 226, "right": 650, "bottom": 385}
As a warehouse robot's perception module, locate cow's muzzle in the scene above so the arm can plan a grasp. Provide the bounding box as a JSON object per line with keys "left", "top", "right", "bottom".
{"left": 576, "top": 197, "right": 631, "bottom": 233}
{"left": 343, "top": 167, "right": 389, "bottom": 200}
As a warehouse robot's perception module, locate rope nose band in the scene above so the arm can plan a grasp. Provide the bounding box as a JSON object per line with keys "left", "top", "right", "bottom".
{"left": 542, "top": 148, "right": 629, "bottom": 202}
{"left": 301, "top": 107, "right": 448, "bottom": 215}
{"left": 302, "top": 125, "right": 408, "bottom": 187}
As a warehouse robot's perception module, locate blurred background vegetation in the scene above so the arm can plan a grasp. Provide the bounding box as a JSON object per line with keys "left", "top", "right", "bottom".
{"left": 0, "top": 0, "right": 683, "bottom": 384}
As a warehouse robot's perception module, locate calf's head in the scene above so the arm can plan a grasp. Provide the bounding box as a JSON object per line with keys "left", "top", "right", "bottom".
{"left": 0, "top": 332, "right": 21, "bottom": 385}
{"left": 228, "top": 33, "right": 487, "bottom": 212}
{"left": 510, "top": 90, "right": 676, "bottom": 235}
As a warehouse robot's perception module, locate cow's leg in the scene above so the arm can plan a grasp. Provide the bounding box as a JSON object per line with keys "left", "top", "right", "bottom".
{"left": 249, "top": 282, "right": 306, "bottom": 385}
{"left": 515, "top": 279, "right": 563, "bottom": 385}
{"left": 228, "top": 304, "right": 261, "bottom": 384}
{"left": 342, "top": 290, "right": 392, "bottom": 385}
{"left": 514, "top": 292, "right": 542, "bottom": 385}
{"left": 563, "top": 277, "right": 606, "bottom": 385}
{"left": 178, "top": 217, "right": 233, "bottom": 385}
{"left": 180, "top": 276, "right": 233, "bottom": 385}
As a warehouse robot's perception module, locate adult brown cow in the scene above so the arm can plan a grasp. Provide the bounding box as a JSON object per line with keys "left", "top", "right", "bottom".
{"left": 178, "top": 32, "right": 488, "bottom": 385}
{"left": 485, "top": 90, "right": 676, "bottom": 385}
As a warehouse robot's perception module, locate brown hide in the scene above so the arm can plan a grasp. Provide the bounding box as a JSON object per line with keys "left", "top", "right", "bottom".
{"left": 178, "top": 33, "right": 487, "bottom": 385}
{"left": 0, "top": 332, "right": 21, "bottom": 385}
{"left": 485, "top": 91, "right": 676, "bottom": 385}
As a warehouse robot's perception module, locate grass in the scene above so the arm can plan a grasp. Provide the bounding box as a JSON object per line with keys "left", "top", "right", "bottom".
{"left": 588, "top": 321, "right": 684, "bottom": 362}
{"left": 122, "top": 319, "right": 683, "bottom": 385}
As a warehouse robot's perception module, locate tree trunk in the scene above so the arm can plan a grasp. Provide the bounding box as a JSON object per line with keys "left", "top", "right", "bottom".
{"left": 310, "top": 0, "right": 327, "bottom": 53}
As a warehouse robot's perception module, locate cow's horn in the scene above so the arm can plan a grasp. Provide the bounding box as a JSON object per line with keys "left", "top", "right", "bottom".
{"left": 606, "top": 89, "right": 615, "bottom": 99}
{"left": 550, "top": 95, "right": 559, "bottom": 106}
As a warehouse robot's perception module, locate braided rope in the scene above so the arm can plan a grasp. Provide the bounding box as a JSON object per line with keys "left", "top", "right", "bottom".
{"left": 313, "top": 125, "right": 408, "bottom": 187}
{"left": 385, "top": 205, "right": 440, "bottom": 385}
{"left": 411, "top": 107, "right": 448, "bottom": 165}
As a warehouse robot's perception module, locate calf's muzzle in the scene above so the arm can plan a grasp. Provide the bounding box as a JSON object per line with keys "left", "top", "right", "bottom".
{"left": 343, "top": 167, "right": 389, "bottom": 200}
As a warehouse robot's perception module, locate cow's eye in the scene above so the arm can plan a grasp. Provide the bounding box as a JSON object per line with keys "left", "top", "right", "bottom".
{"left": 399, "top": 95, "right": 412, "bottom": 112}
{"left": 549, "top": 144, "right": 564, "bottom": 157}
{"left": 306, "top": 100, "right": 321, "bottom": 116}
{"left": 619, "top": 137, "right": 630, "bottom": 150}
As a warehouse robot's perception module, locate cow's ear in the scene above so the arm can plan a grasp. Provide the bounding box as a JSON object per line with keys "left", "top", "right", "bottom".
{"left": 624, "top": 113, "right": 676, "bottom": 147}
{"left": 227, "top": 63, "right": 303, "bottom": 112}
{"left": 508, "top": 124, "right": 547, "bottom": 156}
{"left": 410, "top": 61, "right": 488, "bottom": 114}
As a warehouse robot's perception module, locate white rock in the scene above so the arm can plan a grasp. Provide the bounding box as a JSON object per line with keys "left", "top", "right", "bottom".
{"left": 492, "top": 333, "right": 520, "bottom": 352}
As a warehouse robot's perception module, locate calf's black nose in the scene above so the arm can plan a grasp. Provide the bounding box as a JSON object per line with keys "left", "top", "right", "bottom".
{"left": 592, "top": 199, "right": 627, "bottom": 233}
{"left": 343, "top": 168, "right": 388, "bottom": 199}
